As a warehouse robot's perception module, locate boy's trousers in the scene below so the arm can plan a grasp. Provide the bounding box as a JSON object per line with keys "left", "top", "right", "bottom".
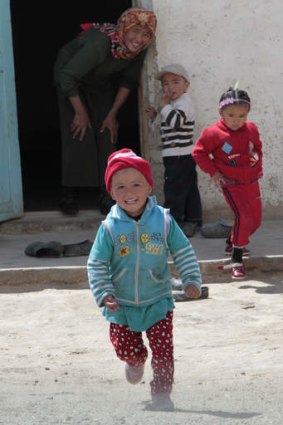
{"left": 163, "top": 154, "right": 202, "bottom": 225}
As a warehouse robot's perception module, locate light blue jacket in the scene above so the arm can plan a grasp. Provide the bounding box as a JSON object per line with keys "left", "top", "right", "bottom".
{"left": 87, "top": 196, "right": 201, "bottom": 309}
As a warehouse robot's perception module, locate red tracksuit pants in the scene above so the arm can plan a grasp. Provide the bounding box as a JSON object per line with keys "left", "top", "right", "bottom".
{"left": 109, "top": 311, "right": 174, "bottom": 394}
{"left": 222, "top": 181, "right": 262, "bottom": 247}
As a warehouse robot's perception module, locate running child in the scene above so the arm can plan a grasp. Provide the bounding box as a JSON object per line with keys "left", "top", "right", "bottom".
{"left": 87, "top": 148, "right": 202, "bottom": 410}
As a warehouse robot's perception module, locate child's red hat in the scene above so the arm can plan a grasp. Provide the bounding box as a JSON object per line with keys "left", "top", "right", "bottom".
{"left": 104, "top": 148, "right": 153, "bottom": 193}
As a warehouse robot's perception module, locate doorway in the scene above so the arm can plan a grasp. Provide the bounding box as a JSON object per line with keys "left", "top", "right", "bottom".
{"left": 10, "top": 0, "right": 139, "bottom": 211}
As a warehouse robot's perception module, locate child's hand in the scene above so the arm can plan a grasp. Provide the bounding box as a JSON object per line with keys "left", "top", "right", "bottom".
{"left": 250, "top": 152, "right": 259, "bottom": 166}
{"left": 104, "top": 294, "right": 119, "bottom": 312}
{"left": 160, "top": 92, "right": 171, "bottom": 107}
{"left": 184, "top": 284, "right": 201, "bottom": 299}
{"left": 211, "top": 171, "right": 224, "bottom": 187}
{"left": 145, "top": 105, "right": 157, "bottom": 121}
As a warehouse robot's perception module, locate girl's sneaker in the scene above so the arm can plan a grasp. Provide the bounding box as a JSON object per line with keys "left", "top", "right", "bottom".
{"left": 231, "top": 263, "right": 246, "bottom": 279}
{"left": 150, "top": 392, "right": 174, "bottom": 411}
{"left": 225, "top": 244, "right": 250, "bottom": 257}
{"left": 125, "top": 363, "right": 144, "bottom": 385}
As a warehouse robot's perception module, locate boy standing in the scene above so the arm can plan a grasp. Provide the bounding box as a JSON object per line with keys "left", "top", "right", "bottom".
{"left": 146, "top": 64, "right": 202, "bottom": 237}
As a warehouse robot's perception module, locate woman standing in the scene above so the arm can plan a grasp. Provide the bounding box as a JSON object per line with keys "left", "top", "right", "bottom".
{"left": 54, "top": 8, "right": 157, "bottom": 215}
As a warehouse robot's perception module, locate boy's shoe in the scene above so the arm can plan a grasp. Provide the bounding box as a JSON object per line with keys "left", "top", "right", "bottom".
{"left": 180, "top": 222, "right": 197, "bottom": 238}
{"left": 225, "top": 244, "right": 250, "bottom": 257}
{"left": 231, "top": 263, "right": 246, "bottom": 280}
{"left": 149, "top": 393, "right": 175, "bottom": 411}
{"left": 125, "top": 363, "right": 144, "bottom": 385}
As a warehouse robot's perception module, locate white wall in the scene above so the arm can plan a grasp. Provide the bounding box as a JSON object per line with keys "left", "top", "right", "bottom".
{"left": 139, "top": 0, "right": 283, "bottom": 220}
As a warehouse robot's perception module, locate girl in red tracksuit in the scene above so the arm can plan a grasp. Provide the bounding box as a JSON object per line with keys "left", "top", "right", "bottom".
{"left": 192, "top": 87, "right": 263, "bottom": 279}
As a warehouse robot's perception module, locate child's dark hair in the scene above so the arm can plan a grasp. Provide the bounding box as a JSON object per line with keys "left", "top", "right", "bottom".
{"left": 219, "top": 87, "right": 251, "bottom": 110}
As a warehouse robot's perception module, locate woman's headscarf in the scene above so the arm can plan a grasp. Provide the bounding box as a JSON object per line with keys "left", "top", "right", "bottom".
{"left": 80, "top": 8, "right": 157, "bottom": 59}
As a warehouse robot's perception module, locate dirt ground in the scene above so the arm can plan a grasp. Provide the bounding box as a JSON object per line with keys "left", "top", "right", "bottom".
{"left": 1, "top": 272, "right": 283, "bottom": 425}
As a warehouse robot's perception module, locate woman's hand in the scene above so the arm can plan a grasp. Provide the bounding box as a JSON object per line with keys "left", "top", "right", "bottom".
{"left": 71, "top": 109, "right": 92, "bottom": 141}
{"left": 104, "top": 294, "right": 119, "bottom": 312}
{"left": 100, "top": 113, "right": 119, "bottom": 145}
{"left": 100, "top": 87, "right": 131, "bottom": 145}
{"left": 69, "top": 95, "right": 92, "bottom": 141}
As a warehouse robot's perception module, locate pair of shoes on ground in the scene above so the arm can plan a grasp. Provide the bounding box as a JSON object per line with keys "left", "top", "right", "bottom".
{"left": 172, "top": 286, "right": 209, "bottom": 302}
{"left": 59, "top": 196, "right": 79, "bottom": 216}
{"left": 24, "top": 240, "right": 93, "bottom": 258}
{"left": 171, "top": 278, "right": 209, "bottom": 301}
{"left": 59, "top": 186, "right": 115, "bottom": 216}
{"left": 225, "top": 243, "right": 250, "bottom": 257}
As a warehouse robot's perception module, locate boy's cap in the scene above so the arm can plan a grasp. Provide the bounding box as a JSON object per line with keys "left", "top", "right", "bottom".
{"left": 156, "top": 64, "right": 190, "bottom": 82}
{"left": 104, "top": 148, "right": 153, "bottom": 193}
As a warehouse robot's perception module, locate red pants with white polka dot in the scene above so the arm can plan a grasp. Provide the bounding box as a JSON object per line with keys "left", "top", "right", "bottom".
{"left": 110, "top": 311, "right": 174, "bottom": 394}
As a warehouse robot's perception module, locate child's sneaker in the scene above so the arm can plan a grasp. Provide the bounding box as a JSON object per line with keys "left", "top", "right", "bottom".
{"left": 150, "top": 392, "right": 175, "bottom": 411}
{"left": 231, "top": 263, "right": 246, "bottom": 280}
{"left": 225, "top": 244, "right": 250, "bottom": 257}
{"left": 125, "top": 363, "right": 144, "bottom": 385}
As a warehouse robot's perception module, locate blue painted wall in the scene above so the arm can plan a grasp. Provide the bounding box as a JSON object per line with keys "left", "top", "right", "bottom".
{"left": 0, "top": 0, "right": 23, "bottom": 222}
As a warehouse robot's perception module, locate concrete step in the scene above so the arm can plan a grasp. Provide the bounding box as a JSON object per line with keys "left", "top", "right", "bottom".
{"left": 0, "top": 210, "right": 102, "bottom": 234}
{"left": 1, "top": 211, "right": 282, "bottom": 286}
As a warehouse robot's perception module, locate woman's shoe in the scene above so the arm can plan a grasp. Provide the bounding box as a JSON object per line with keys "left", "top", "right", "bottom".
{"left": 99, "top": 193, "right": 115, "bottom": 215}
{"left": 59, "top": 196, "right": 79, "bottom": 215}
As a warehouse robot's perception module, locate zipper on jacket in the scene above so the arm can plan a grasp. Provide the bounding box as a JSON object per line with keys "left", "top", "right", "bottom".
{"left": 134, "top": 221, "right": 140, "bottom": 304}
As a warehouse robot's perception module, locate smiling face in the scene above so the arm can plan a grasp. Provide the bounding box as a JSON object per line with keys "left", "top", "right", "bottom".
{"left": 110, "top": 167, "right": 152, "bottom": 217}
{"left": 123, "top": 25, "right": 153, "bottom": 54}
{"left": 161, "top": 73, "right": 189, "bottom": 101}
{"left": 220, "top": 103, "right": 250, "bottom": 131}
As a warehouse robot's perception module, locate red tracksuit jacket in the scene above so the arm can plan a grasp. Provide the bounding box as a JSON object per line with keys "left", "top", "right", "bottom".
{"left": 192, "top": 119, "right": 263, "bottom": 183}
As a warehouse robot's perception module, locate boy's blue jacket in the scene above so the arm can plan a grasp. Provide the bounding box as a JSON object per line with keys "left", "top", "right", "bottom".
{"left": 87, "top": 196, "right": 202, "bottom": 308}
